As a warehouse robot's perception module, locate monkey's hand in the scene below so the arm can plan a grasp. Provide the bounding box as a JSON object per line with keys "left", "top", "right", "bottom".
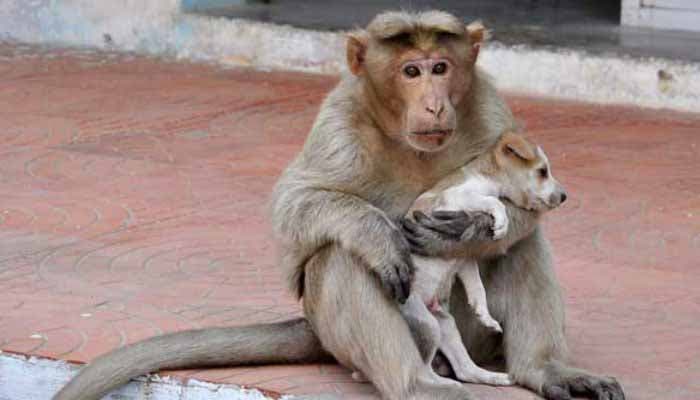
{"left": 373, "top": 227, "right": 414, "bottom": 304}
{"left": 401, "top": 210, "right": 494, "bottom": 257}
{"left": 541, "top": 362, "right": 625, "bottom": 400}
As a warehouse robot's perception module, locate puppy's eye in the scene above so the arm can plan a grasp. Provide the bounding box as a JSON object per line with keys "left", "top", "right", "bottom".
{"left": 432, "top": 62, "right": 447, "bottom": 75}
{"left": 403, "top": 65, "right": 420, "bottom": 78}
{"left": 538, "top": 167, "right": 549, "bottom": 178}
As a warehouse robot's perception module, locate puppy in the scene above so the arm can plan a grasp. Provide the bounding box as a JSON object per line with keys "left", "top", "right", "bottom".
{"left": 401, "top": 131, "right": 567, "bottom": 385}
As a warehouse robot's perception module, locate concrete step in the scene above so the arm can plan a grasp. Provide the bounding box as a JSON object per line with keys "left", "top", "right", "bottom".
{"left": 0, "top": 2, "right": 699, "bottom": 111}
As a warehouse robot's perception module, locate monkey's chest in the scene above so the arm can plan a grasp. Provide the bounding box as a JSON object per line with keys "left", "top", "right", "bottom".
{"left": 365, "top": 181, "right": 425, "bottom": 218}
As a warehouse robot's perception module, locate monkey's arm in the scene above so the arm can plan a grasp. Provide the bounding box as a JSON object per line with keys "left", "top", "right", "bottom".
{"left": 402, "top": 201, "right": 539, "bottom": 259}
{"left": 272, "top": 186, "right": 413, "bottom": 302}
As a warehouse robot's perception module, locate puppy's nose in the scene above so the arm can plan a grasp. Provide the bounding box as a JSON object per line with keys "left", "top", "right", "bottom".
{"left": 560, "top": 192, "right": 567, "bottom": 204}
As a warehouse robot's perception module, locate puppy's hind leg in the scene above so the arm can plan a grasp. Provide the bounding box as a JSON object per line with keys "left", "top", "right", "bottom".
{"left": 400, "top": 295, "right": 462, "bottom": 389}
{"left": 436, "top": 309, "right": 513, "bottom": 386}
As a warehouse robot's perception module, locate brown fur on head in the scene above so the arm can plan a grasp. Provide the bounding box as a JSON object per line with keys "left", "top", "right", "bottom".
{"left": 347, "top": 11, "right": 486, "bottom": 153}
{"left": 494, "top": 132, "right": 568, "bottom": 211}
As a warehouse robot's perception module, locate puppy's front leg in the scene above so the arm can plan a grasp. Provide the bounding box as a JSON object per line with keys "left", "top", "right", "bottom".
{"left": 456, "top": 261, "right": 502, "bottom": 333}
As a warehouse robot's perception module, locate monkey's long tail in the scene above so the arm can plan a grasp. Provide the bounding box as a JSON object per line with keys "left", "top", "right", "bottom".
{"left": 53, "top": 318, "right": 329, "bottom": 400}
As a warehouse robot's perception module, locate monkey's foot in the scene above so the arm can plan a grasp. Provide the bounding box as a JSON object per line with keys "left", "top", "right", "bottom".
{"left": 541, "top": 363, "right": 625, "bottom": 400}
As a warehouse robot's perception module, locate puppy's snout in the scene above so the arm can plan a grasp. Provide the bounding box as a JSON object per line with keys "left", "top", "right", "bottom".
{"left": 549, "top": 187, "right": 568, "bottom": 208}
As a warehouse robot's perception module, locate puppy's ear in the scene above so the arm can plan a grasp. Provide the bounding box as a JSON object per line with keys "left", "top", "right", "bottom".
{"left": 499, "top": 131, "right": 536, "bottom": 162}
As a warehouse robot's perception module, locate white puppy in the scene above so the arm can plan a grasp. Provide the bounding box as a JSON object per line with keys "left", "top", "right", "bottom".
{"left": 402, "top": 131, "right": 568, "bottom": 386}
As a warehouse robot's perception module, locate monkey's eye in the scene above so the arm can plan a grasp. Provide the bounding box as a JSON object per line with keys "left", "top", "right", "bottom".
{"left": 432, "top": 62, "right": 447, "bottom": 75}
{"left": 538, "top": 167, "right": 549, "bottom": 178}
{"left": 403, "top": 65, "right": 420, "bottom": 78}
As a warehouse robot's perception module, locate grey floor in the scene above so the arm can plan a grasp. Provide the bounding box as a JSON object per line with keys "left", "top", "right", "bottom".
{"left": 185, "top": 0, "right": 700, "bottom": 62}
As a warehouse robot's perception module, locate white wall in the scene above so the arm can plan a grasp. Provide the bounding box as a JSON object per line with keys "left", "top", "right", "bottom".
{"left": 622, "top": 0, "right": 700, "bottom": 32}
{"left": 0, "top": 0, "right": 345, "bottom": 72}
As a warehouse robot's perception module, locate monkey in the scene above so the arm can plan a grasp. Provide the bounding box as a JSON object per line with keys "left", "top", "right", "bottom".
{"left": 52, "top": 11, "right": 625, "bottom": 400}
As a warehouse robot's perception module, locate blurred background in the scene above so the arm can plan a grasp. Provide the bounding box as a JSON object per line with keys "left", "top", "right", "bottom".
{"left": 182, "top": 0, "right": 700, "bottom": 61}
{"left": 1, "top": 0, "right": 698, "bottom": 110}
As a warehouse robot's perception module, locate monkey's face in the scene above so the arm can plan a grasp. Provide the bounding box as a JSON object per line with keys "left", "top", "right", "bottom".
{"left": 392, "top": 51, "right": 468, "bottom": 153}
{"left": 346, "top": 12, "right": 481, "bottom": 154}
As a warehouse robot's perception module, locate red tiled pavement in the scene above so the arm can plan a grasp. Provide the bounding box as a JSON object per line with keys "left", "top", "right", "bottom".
{"left": 1, "top": 42, "right": 699, "bottom": 399}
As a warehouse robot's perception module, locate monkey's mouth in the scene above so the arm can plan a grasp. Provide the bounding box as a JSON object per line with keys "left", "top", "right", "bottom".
{"left": 406, "top": 129, "right": 455, "bottom": 151}
{"left": 412, "top": 129, "right": 453, "bottom": 138}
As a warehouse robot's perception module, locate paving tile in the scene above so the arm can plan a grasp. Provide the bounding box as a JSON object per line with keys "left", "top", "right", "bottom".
{"left": 0, "top": 42, "right": 699, "bottom": 399}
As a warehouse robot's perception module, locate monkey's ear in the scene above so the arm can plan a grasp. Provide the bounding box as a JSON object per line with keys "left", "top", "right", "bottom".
{"left": 347, "top": 31, "right": 368, "bottom": 76}
{"left": 499, "top": 132, "right": 536, "bottom": 162}
{"left": 465, "top": 21, "right": 489, "bottom": 63}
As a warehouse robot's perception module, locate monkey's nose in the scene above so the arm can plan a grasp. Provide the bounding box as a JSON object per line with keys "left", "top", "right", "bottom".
{"left": 425, "top": 103, "right": 444, "bottom": 117}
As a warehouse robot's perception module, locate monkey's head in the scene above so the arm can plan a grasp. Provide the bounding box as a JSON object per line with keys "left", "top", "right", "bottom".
{"left": 347, "top": 11, "right": 485, "bottom": 153}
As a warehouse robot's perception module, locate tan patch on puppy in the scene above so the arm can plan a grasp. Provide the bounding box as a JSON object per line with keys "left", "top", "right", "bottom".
{"left": 495, "top": 131, "right": 537, "bottom": 166}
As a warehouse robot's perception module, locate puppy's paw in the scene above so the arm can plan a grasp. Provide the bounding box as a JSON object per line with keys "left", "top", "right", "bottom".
{"left": 480, "top": 372, "right": 514, "bottom": 386}
{"left": 490, "top": 202, "right": 508, "bottom": 240}
{"left": 477, "top": 312, "right": 503, "bottom": 334}
{"left": 455, "top": 369, "right": 514, "bottom": 386}
{"left": 483, "top": 317, "right": 503, "bottom": 334}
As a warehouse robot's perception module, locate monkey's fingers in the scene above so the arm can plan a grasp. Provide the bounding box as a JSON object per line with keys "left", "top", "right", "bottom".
{"left": 430, "top": 210, "right": 472, "bottom": 221}
{"left": 401, "top": 218, "right": 447, "bottom": 256}
{"left": 543, "top": 374, "right": 624, "bottom": 400}
{"left": 413, "top": 210, "right": 467, "bottom": 239}
{"left": 397, "top": 259, "right": 413, "bottom": 302}
{"left": 376, "top": 264, "right": 409, "bottom": 304}
{"left": 400, "top": 218, "right": 430, "bottom": 256}
{"left": 569, "top": 375, "right": 625, "bottom": 400}
{"left": 405, "top": 236, "right": 429, "bottom": 257}
{"left": 543, "top": 385, "right": 573, "bottom": 400}
{"left": 432, "top": 210, "right": 495, "bottom": 241}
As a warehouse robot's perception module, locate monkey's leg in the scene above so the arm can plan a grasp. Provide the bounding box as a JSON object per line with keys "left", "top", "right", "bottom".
{"left": 455, "top": 261, "right": 502, "bottom": 333}
{"left": 483, "top": 228, "right": 625, "bottom": 400}
{"left": 303, "top": 245, "right": 473, "bottom": 400}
